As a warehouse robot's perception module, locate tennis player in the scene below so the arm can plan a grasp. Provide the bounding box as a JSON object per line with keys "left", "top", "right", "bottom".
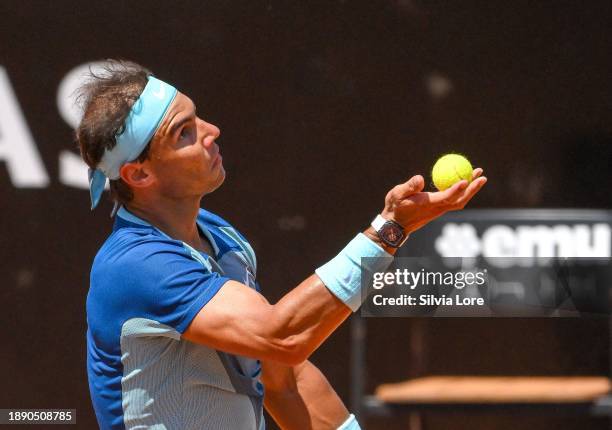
{"left": 78, "top": 60, "right": 486, "bottom": 430}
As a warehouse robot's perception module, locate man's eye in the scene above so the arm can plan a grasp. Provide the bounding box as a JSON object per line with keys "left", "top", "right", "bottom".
{"left": 179, "top": 127, "right": 191, "bottom": 140}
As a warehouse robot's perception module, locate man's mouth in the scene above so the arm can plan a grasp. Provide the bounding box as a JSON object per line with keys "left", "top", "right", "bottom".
{"left": 212, "top": 152, "right": 222, "bottom": 167}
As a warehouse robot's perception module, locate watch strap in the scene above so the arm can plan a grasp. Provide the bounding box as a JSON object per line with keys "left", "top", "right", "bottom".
{"left": 371, "top": 214, "right": 388, "bottom": 231}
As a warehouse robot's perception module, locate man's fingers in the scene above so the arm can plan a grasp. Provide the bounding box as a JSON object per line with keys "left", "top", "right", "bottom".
{"left": 395, "top": 175, "right": 425, "bottom": 198}
{"left": 406, "top": 175, "right": 425, "bottom": 194}
{"left": 447, "top": 176, "right": 487, "bottom": 210}
{"left": 428, "top": 179, "right": 469, "bottom": 205}
{"left": 472, "top": 168, "right": 483, "bottom": 180}
{"left": 456, "top": 176, "right": 487, "bottom": 206}
{"left": 427, "top": 172, "right": 486, "bottom": 207}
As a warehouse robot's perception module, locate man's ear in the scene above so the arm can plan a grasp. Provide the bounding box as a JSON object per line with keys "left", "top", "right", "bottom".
{"left": 119, "top": 162, "right": 155, "bottom": 188}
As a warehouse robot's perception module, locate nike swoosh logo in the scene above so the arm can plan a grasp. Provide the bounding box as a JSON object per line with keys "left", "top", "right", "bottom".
{"left": 152, "top": 83, "right": 165, "bottom": 99}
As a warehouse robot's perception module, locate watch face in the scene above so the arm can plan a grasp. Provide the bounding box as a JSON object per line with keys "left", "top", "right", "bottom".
{"left": 381, "top": 222, "right": 404, "bottom": 247}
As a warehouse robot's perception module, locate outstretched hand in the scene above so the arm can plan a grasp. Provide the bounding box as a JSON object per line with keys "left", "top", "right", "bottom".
{"left": 381, "top": 168, "right": 487, "bottom": 234}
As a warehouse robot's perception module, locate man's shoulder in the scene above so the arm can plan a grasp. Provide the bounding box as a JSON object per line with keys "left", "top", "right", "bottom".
{"left": 88, "top": 224, "right": 224, "bottom": 315}
{"left": 92, "top": 226, "right": 186, "bottom": 273}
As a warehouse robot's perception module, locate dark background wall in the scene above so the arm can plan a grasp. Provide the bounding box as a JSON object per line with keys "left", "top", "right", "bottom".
{"left": 1, "top": 1, "right": 611, "bottom": 429}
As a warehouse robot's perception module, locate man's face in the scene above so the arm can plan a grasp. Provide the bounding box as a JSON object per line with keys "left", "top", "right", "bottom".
{"left": 142, "top": 92, "right": 225, "bottom": 199}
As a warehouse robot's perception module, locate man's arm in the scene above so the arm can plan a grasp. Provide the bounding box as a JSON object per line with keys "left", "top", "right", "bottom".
{"left": 262, "top": 360, "right": 349, "bottom": 430}
{"left": 183, "top": 171, "right": 487, "bottom": 365}
{"left": 183, "top": 275, "right": 352, "bottom": 365}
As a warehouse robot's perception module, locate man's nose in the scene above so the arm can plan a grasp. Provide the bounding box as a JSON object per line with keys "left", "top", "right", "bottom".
{"left": 199, "top": 119, "right": 221, "bottom": 147}
{"left": 206, "top": 121, "right": 221, "bottom": 139}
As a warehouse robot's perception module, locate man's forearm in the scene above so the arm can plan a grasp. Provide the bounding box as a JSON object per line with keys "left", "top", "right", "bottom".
{"left": 263, "top": 360, "right": 349, "bottom": 430}
{"left": 269, "top": 274, "right": 353, "bottom": 364}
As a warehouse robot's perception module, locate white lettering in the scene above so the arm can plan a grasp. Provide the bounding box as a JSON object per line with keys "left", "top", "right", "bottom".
{"left": 0, "top": 67, "right": 49, "bottom": 187}
{"left": 516, "top": 225, "right": 573, "bottom": 258}
{"left": 455, "top": 296, "right": 484, "bottom": 306}
{"left": 575, "top": 224, "right": 611, "bottom": 257}
{"left": 440, "top": 222, "right": 612, "bottom": 268}
{"left": 58, "top": 150, "right": 89, "bottom": 189}
{"left": 482, "top": 225, "right": 517, "bottom": 268}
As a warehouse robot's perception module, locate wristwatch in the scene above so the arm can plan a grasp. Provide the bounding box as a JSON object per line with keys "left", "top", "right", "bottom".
{"left": 371, "top": 214, "right": 409, "bottom": 248}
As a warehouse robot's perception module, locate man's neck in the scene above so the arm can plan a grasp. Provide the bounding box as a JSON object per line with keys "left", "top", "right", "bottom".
{"left": 126, "top": 197, "right": 203, "bottom": 249}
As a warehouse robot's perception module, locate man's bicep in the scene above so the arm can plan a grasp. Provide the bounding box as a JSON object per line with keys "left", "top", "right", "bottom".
{"left": 182, "top": 280, "right": 294, "bottom": 363}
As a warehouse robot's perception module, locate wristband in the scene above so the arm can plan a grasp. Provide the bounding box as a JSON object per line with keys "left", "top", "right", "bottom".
{"left": 315, "top": 233, "right": 393, "bottom": 312}
{"left": 337, "top": 414, "right": 361, "bottom": 430}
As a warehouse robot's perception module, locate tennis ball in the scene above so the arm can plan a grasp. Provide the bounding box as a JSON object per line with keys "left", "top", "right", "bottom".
{"left": 431, "top": 154, "right": 473, "bottom": 191}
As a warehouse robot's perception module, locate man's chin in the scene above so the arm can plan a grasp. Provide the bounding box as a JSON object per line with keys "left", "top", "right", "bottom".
{"left": 206, "top": 167, "right": 226, "bottom": 194}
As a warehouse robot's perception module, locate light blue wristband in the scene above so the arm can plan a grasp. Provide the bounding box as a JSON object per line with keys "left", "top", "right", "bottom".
{"left": 337, "top": 414, "right": 361, "bottom": 430}
{"left": 315, "top": 233, "right": 393, "bottom": 312}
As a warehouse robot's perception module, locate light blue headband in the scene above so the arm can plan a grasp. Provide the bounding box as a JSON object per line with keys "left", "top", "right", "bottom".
{"left": 88, "top": 76, "right": 178, "bottom": 209}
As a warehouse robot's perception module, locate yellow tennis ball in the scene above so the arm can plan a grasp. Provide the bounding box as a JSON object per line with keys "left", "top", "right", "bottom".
{"left": 431, "top": 154, "right": 473, "bottom": 191}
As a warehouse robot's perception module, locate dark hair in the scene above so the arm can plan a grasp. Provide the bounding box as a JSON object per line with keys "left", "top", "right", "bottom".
{"left": 76, "top": 60, "right": 153, "bottom": 206}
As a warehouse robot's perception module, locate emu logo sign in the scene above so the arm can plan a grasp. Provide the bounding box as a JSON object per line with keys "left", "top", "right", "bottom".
{"left": 435, "top": 223, "right": 611, "bottom": 267}
{"left": 0, "top": 62, "right": 109, "bottom": 189}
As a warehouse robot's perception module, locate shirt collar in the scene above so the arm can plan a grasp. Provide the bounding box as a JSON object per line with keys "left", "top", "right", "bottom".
{"left": 116, "top": 206, "right": 221, "bottom": 257}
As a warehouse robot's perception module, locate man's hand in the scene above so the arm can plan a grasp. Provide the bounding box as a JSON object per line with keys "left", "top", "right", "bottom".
{"left": 381, "top": 168, "right": 487, "bottom": 234}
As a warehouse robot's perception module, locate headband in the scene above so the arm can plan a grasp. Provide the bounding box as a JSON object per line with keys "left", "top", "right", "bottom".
{"left": 88, "top": 76, "right": 178, "bottom": 209}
